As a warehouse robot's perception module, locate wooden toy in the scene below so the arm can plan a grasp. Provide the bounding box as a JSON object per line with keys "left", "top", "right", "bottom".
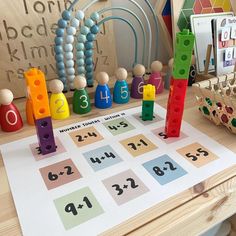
{"left": 73, "top": 76, "right": 91, "bottom": 114}
{"left": 131, "top": 64, "right": 145, "bottom": 99}
{"left": 49, "top": 80, "right": 70, "bottom": 120}
{"left": 188, "top": 55, "right": 196, "bottom": 86}
{"left": 113, "top": 68, "right": 130, "bottom": 104}
{"left": 148, "top": 60, "right": 164, "bottom": 94}
{"left": 142, "top": 84, "right": 156, "bottom": 121}
{"left": 95, "top": 72, "right": 112, "bottom": 109}
{"left": 0, "top": 89, "right": 23, "bottom": 132}
{"left": 165, "top": 29, "right": 195, "bottom": 137}
{"left": 24, "top": 68, "right": 56, "bottom": 155}
{"left": 165, "top": 58, "right": 174, "bottom": 90}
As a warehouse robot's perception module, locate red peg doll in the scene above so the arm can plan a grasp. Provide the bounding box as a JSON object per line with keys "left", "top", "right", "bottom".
{"left": 0, "top": 89, "right": 23, "bottom": 132}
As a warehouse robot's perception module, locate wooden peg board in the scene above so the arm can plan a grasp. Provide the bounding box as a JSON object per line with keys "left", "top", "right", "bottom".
{"left": 0, "top": 0, "right": 117, "bottom": 99}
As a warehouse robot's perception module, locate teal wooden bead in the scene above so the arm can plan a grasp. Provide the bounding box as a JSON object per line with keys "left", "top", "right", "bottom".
{"left": 66, "top": 60, "right": 74, "bottom": 67}
{"left": 91, "top": 25, "right": 99, "bottom": 34}
{"left": 66, "top": 35, "right": 74, "bottom": 44}
{"left": 58, "top": 19, "right": 67, "bottom": 28}
{"left": 62, "top": 10, "right": 71, "bottom": 20}
{"left": 86, "top": 65, "right": 93, "bottom": 72}
{"left": 76, "top": 10, "right": 85, "bottom": 20}
{"left": 64, "top": 44, "right": 73, "bottom": 52}
{"left": 57, "top": 62, "right": 65, "bottom": 70}
{"left": 87, "top": 33, "right": 95, "bottom": 42}
{"left": 76, "top": 43, "right": 84, "bottom": 51}
{"left": 77, "top": 59, "right": 84, "bottom": 66}
{"left": 85, "top": 50, "right": 93, "bottom": 57}
{"left": 90, "top": 12, "right": 100, "bottom": 21}
{"left": 80, "top": 26, "right": 90, "bottom": 35}
{"left": 85, "top": 57, "right": 93, "bottom": 65}
{"left": 60, "top": 77, "right": 67, "bottom": 83}
{"left": 86, "top": 72, "right": 93, "bottom": 78}
{"left": 55, "top": 37, "right": 63, "bottom": 45}
{"left": 85, "top": 18, "right": 94, "bottom": 28}
{"left": 67, "top": 26, "right": 76, "bottom": 35}
{"left": 65, "top": 52, "right": 73, "bottom": 60}
{"left": 76, "top": 51, "right": 84, "bottom": 58}
{"left": 67, "top": 68, "right": 75, "bottom": 75}
{"left": 68, "top": 75, "right": 75, "bottom": 82}
{"left": 56, "top": 28, "right": 64, "bottom": 37}
{"left": 58, "top": 69, "right": 66, "bottom": 77}
{"left": 71, "top": 18, "right": 80, "bottom": 28}
{"left": 55, "top": 45, "right": 63, "bottom": 54}
{"left": 78, "top": 66, "right": 85, "bottom": 74}
{"left": 85, "top": 42, "right": 93, "bottom": 50}
{"left": 55, "top": 54, "right": 63, "bottom": 62}
{"left": 77, "top": 34, "right": 86, "bottom": 43}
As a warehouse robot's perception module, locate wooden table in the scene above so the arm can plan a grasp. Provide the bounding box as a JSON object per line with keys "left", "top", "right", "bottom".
{"left": 1, "top": 87, "right": 236, "bottom": 236}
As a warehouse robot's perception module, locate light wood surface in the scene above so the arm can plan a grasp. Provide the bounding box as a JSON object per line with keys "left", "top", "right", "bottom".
{"left": 0, "top": 87, "right": 236, "bottom": 236}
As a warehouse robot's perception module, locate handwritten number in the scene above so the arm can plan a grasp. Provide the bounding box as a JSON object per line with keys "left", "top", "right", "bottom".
{"left": 197, "top": 148, "right": 209, "bottom": 156}
{"left": 153, "top": 167, "right": 165, "bottom": 176}
{"left": 158, "top": 132, "right": 168, "bottom": 139}
{"left": 112, "top": 184, "right": 123, "bottom": 195}
{"left": 64, "top": 166, "right": 74, "bottom": 175}
{"left": 126, "top": 178, "right": 139, "bottom": 189}
{"left": 165, "top": 161, "right": 177, "bottom": 171}
{"left": 65, "top": 203, "right": 77, "bottom": 216}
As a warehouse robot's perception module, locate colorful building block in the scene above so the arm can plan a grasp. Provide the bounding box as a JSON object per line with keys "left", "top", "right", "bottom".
{"left": 143, "top": 84, "right": 156, "bottom": 101}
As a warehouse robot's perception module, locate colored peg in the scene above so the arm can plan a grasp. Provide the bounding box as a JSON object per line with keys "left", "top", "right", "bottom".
{"left": 165, "top": 58, "right": 174, "bottom": 90}
{"left": 26, "top": 97, "right": 35, "bottom": 125}
{"left": 131, "top": 64, "right": 145, "bottom": 99}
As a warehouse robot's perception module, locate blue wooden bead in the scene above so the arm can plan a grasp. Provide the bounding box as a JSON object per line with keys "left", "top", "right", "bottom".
{"left": 65, "top": 52, "right": 74, "bottom": 60}
{"left": 55, "top": 37, "right": 63, "bottom": 45}
{"left": 87, "top": 33, "right": 95, "bottom": 42}
{"left": 64, "top": 44, "right": 73, "bottom": 52}
{"left": 56, "top": 28, "right": 64, "bottom": 37}
{"left": 85, "top": 50, "right": 93, "bottom": 57}
{"left": 62, "top": 10, "right": 71, "bottom": 21}
{"left": 85, "top": 18, "right": 94, "bottom": 28}
{"left": 77, "top": 34, "right": 86, "bottom": 43}
{"left": 67, "top": 68, "right": 75, "bottom": 75}
{"left": 69, "top": 82, "right": 75, "bottom": 89}
{"left": 66, "top": 60, "right": 74, "bottom": 67}
{"left": 86, "top": 72, "right": 93, "bottom": 78}
{"left": 86, "top": 64, "right": 93, "bottom": 72}
{"left": 76, "top": 10, "right": 85, "bottom": 20}
{"left": 67, "top": 26, "right": 76, "bottom": 35}
{"left": 66, "top": 35, "right": 74, "bottom": 44}
{"left": 55, "top": 54, "right": 63, "bottom": 62}
{"left": 58, "top": 19, "right": 67, "bottom": 28}
{"left": 78, "top": 66, "right": 85, "bottom": 74}
{"left": 60, "top": 77, "right": 67, "bottom": 83}
{"left": 76, "top": 43, "right": 84, "bottom": 51}
{"left": 90, "top": 12, "right": 100, "bottom": 21}
{"left": 85, "top": 42, "right": 93, "bottom": 50}
{"left": 68, "top": 75, "right": 75, "bottom": 82}
{"left": 90, "top": 25, "right": 99, "bottom": 34}
{"left": 76, "top": 51, "right": 84, "bottom": 58}
{"left": 77, "top": 59, "right": 84, "bottom": 66}
{"left": 80, "top": 26, "right": 90, "bottom": 35}
{"left": 58, "top": 69, "right": 66, "bottom": 77}
{"left": 57, "top": 62, "right": 65, "bottom": 70}
{"left": 55, "top": 45, "right": 63, "bottom": 54}
{"left": 71, "top": 18, "right": 80, "bottom": 28}
{"left": 85, "top": 57, "right": 93, "bottom": 65}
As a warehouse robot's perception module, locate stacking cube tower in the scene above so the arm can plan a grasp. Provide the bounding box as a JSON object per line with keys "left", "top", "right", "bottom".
{"left": 165, "top": 29, "right": 195, "bottom": 137}
{"left": 24, "top": 68, "right": 56, "bottom": 155}
{"left": 142, "top": 84, "right": 156, "bottom": 121}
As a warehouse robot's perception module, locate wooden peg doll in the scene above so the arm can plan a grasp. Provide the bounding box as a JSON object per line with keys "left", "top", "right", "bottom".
{"left": 73, "top": 76, "right": 91, "bottom": 114}
{"left": 0, "top": 89, "right": 23, "bottom": 132}
{"left": 113, "top": 68, "right": 130, "bottom": 104}
{"left": 148, "top": 60, "right": 164, "bottom": 94}
{"left": 131, "top": 64, "right": 145, "bottom": 99}
{"left": 188, "top": 55, "right": 196, "bottom": 86}
{"left": 49, "top": 79, "right": 70, "bottom": 120}
{"left": 165, "top": 58, "right": 174, "bottom": 90}
{"left": 95, "top": 72, "right": 112, "bottom": 109}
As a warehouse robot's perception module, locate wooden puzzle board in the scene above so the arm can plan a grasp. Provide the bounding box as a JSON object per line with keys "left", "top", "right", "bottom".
{"left": 0, "top": 0, "right": 117, "bottom": 99}
{"left": 1, "top": 104, "right": 236, "bottom": 235}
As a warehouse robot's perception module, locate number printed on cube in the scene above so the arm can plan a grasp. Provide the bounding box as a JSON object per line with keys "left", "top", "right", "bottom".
{"left": 54, "top": 187, "right": 104, "bottom": 230}
{"left": 39, "top": 159, "right": 82, "bottom": 190}
{"left": 225, "top": 48, "right": 234, "bottom": 61}
{"left": 221, "top": 27, "right": 230, "bottom": 41}
{"left": 231, "top": 26, "right": 236, "bottom": 39}
{"left": 102, "top": 169, "right": 149, "bottom": 205}
{"left": 177, "top": 142, "right": 219, "bottom": 168}
{"left": 143, "top": 155, "right": 187, "bottom": 185}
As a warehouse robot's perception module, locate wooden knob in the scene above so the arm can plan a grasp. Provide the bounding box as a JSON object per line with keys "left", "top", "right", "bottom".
{"left": 168, "top": 58, "right": 174, "bottom": 69}
{"left": 0, "top": 89, "right": 14, "bottom": 105}
{"left": 96, "top": 72, "right": 109, "bottom": 85}
{"left": 133, "top": 64, "right": 145, "bottom": 77}
{"left": 74, "top": 76, "right": 87, "bottom": 89}
{"left": 115, "top": 68, "right": 128, "bottom": 81}
{"left": 191, "top": 55, "right": 196, "bottom": 65}
{"left": 151, "top": 61, "right": 163, "bottom": 73}
{"left": 49, "top": 79, "right": 64, "bottom": 94}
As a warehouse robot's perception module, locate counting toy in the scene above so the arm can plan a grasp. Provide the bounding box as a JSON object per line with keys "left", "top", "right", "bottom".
{"left": 0, "top": 89, "right": 23, "bottom": 132}
{"left": 188, "top": 55, "right": 196, "bottom": 86}
{"left": 26, "top": 97, "right": 35, "bottom": 126}
{"left": 73, "top": 76, "right": 91, "bottom": 114}
{"left": 148, "top": 60, "right": 164, "bottom": 94}
{"left": 131, "top": 64, "right": 146, "bottom": 99}
{"left": 113, "top": 68, "right": 130, "bottom": 104}
{"left": 95, "top": 72, "right": 112, "bottom": 109}
{"left": 49, "top": 80, "right": 70, "bottom": 120}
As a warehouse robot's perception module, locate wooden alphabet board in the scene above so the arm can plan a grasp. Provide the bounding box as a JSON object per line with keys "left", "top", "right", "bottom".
{"left": 1, "top": 104, "right": 236, "bottom": 235}
{"left": 0, "top": 0, "right": 117, "bottom": 98}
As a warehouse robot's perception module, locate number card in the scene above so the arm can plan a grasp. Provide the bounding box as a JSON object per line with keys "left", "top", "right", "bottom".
{"left": 133, "top": 113, "right": 163, "bottom": 126}
{"left": 143, "top": 155, "right": 187, "bottom": 185}
{"left": 69, "top": 127, "right": 104, "bottom": 147}
{"left": 221, "top": 27, "right": 231, "bottom": 41}
{"left": 103, "top": 118, "right": 135, "bottom": 136}
{"left": 54, "top": 187, "right": 104, "bottom": 230}
{"left": 225, "top": 48, "right": 234, "bottom": 61}
{"left": 83, "top": 145, "right": 123, "bottom": 172}
{"left": 177, "top": 143, "right": 219, "bottom": 168}
{"left": 231, "top": 26, "right": 236, "bottom": 39}
{"left": 120, "top": 134, "right": 157, "bottom": 157}
{"left": 102, "top": 169, "right": 149, "bottom": 205}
